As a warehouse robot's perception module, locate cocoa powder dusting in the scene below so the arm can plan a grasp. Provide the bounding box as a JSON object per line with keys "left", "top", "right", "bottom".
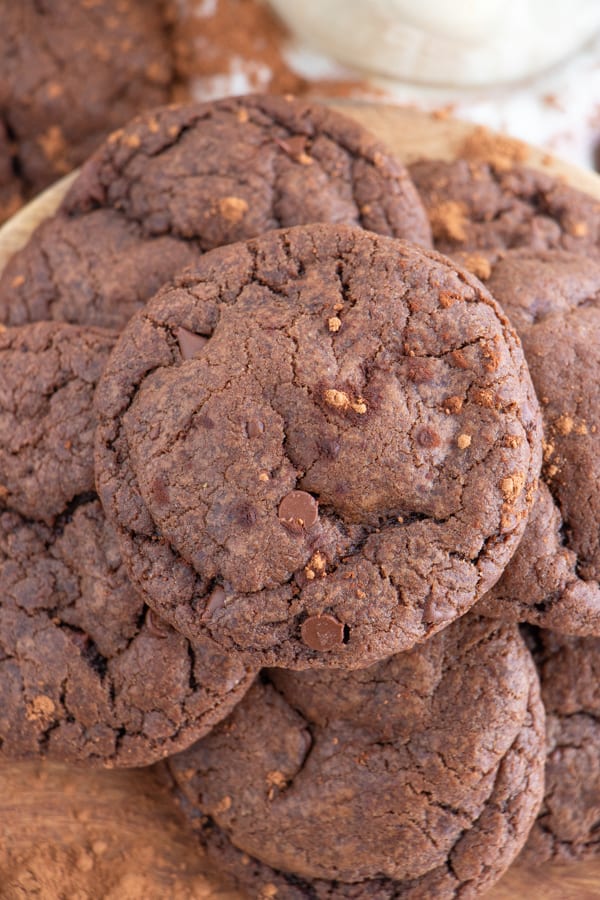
{"left": 169, "top": 0, "right": 372, "bottom": 101}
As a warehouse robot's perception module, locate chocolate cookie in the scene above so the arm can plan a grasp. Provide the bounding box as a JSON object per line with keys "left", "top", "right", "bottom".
{"left": 0, "top": 321, "right": 117, "bottom": 524}
{"left": 479, "top": 250, "right": 600, "bottom": 634}
{"left": 165, "top": 614, "right": 545, "bottom": 898}
{"left": 521, "top": 629, "right": 600, "bottom": 864}
{"left": 410, "top": 158, "right": 600, "bottom": 264}
{"left": 95, "top": 223, "right": 541, "bottom": 668}
{"left": 64, "top": 94, "right": 432, "bottom": 249}
{"left": 0, "top": 0, "right": 172, "bottom": 197}
{"left": 0, "top": 500, "right": 257, "bottom": 767}
{"left": 0, "top": 209, "right": 198, "bottom": 330}
{"left": 0, "top": 95, "right": 431, "bottom": 330}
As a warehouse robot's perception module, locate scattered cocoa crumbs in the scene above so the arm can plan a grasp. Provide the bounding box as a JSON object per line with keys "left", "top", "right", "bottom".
{"left": 429, "top": 200, "right": 468, "bottom": 242}
{"left": 169, "top": 0, "right": 372, "bottom": 101}
{"left": 460, "top": 126, "right": 530, "bottom": 172}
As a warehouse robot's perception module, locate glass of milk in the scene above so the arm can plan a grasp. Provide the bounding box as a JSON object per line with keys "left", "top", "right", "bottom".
{"left": 269, "top": 0, "right": 600, "bottom": 86}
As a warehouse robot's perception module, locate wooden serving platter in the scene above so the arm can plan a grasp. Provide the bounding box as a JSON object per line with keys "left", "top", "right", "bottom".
{"left": 1, "top": 104, "right": 599, "bottom": 900}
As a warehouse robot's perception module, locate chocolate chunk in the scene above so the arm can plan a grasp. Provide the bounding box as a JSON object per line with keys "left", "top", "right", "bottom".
{"left": 176, "top": 327, "right": 208, "bottom": 360}
{"left": 246, "top": 418, "right": 265, "bottom": 438}
{"left": 204, "top": 586, "right": 226, "bottom": 619}
{"left": 278, "top": 491, "right": 319, "bottom": 532}
{"left": 301, "top": 614, "right": 344, "bottom": 651}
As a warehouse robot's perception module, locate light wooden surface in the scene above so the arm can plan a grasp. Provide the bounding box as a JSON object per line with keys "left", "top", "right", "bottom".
{"left": 1, "top": 104, "right": 600, "bottom": 900}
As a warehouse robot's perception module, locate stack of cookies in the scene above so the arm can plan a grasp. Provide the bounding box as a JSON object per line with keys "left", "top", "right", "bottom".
{"left": 0, "top": 94, "right": 598, "bottom": 898}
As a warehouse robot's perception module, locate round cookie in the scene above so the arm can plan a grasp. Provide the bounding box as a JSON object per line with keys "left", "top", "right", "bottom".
{"left": 165, "top": 613, "right": 545, "bottom": 898}
{"left": 521, "top": 629, "right": 600, "bottom": 864}
{"left": 64, "top": 94, "right": 432, "bottom": 249}
{"left": 0, "top": 94, "right": 431, "bottom": 330}
{"left": 0, "top": 0, "right": 172, "bottom": 195}
{"left": 95, "top": 223, "right": 542, "bottom": 668}
{"left": 479, "top": 250, "right": 600, "bottom": 634}
{"left": 0, "top": 500, "right": 257, "bottom": 767}
{"left": 410, "top": 158, "right": 600, "bottom": 265}
{"left": 0, "top": 209, "right": 198, "bottom": 330}
{"left": 0, "top": 321, "right": 117, "bottom": 524}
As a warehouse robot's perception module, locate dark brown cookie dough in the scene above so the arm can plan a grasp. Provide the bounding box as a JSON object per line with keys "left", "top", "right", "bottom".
{"left": 0, "top": 209, "right": 198, "bottom": 330}
{"left": 520, "top": 629, "right": 600, "bottom": 864}
{"left": 0, "top": 0, "right": 172, "bottom": 197}
{"left": 0, "top": 95, "right": 430, "bottom": 330}
{"left": 0, "top": 321, "right": 116, "bottom": 524}
{"left": 410, "top": 158, "right": 600, "bottom": 264}
{"left": 95, "top": 223, "right": 541, "bottom": 668}
{"left": 64, "top": 94, "right": 432, "bottom": 249}
{"left": 479, "top": 250, "right": 600, "bottom": 634}
{"left": 165, "top": 614, "right": 545, "bottom": 898}
{"left": 0, "top": 500, "right": 257, "bottom": 767}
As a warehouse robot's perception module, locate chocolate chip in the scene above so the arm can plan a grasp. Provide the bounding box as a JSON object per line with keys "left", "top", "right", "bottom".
{"left": 416, "top": 426, "right": 441, "bottom": 448}
{"left": 246, "top": 418, "right": 265, "bottom": 438}
{"left": 301, "top": 614, "right": 345, "bottom": 651}
{"left": 204, "top": 585, "right": 226, "bottom": 618}
{"left": 278, "top": 490, "right": 319, "bottom": 532}
{"left": 145, "top": 608, "right": 171, "bottom": 638}
{"left": 176, "top": 326, "right": 208, "bottom": 360}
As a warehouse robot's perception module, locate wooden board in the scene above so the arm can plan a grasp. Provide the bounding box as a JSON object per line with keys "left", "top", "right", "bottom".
{"left": 1, "top": 104, "right": 599, "bottom": 899}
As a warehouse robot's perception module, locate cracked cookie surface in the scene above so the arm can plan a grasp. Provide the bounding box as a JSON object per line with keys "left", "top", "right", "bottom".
{"left": 95, "top": 223, "right": 542, "bottom": 668}
{"left": 165, "top": 613, "right": 545, "bottom": 898}
{"left": 0, "top": 500, "right": 257, "bottom": 767}
{"left": 0, "top": 210, "right": 198, "bottom": 330}
{"left": 0, "top": 321, "right": 116, "bottom": 524}
{"left": 410, "top": 158, "right": 600, "bottom": 266}
{"left": 521, "top": 629, "right": 600, "bottom": 864}
{"left": 0, "top": 94, "right": 431, "bottom": 330}
{"left": 479, "top": 250, "right": 600, "bottom": 634}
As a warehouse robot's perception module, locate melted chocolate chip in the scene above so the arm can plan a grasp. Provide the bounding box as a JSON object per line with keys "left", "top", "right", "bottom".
{"left": 246, "top": 418, "right": 265, "bottom": 438}
{"left": 278, "top": 491, "right": 319, "bottom": 532}
{"left": 145, "top": 608, "right": 171, "bottom": 638}
{"left": 301, "top": 614, "right": 345, "bottom": 651}
{"left": 204, "top": 585, "right": 226, "bottom": 619}
{"left": 176, "top": 327, "right": 208, "bottom": 360}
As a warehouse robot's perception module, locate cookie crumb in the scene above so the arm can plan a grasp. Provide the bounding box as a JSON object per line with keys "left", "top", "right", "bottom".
{"left": 462, "top": 253, "right": 492, "bottom": 280}
{"left": 554, "top": 414, "right": 574, "bottom": 436}
{"left": 430, "top": 201, "right": 467, "bottom": 243}
{"left": 457, "top": 433, "right": 471, "bottom": 449}
{"left": 324, "top": 388, "right": 350, "bottom": 409}
{"left": 501, "top": 473, "right": 525, "bottom": 502}
{"left": 259, "top": 472, "right": 270, "bottom": 482}
{"left": 328, "top": 316, "right": 342, "bottom": 332}
{"left": 218, "top": 196, "right": 249, "bottom": 223}
{"left": 26, "top": 695, "right": 56, "bottom": 722}
{"left": 214, "top": 795, "right": 232, "bottom": 814}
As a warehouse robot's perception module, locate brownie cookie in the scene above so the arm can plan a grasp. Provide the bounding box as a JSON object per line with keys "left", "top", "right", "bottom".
{"left": 95, "top": 224, "right": 541, "bottom": 668}
{"left": 521, "top": 630, "right": 600, "bottom": 864}
{"left": 0, "top": 94, "right": 430, "bottom": 330}
{"left": 64, "top": 94, "right": 432, "bottom": 249}
{"left": 410, "top": 158, "right": 600, "bottom": 264}
{"left": 165, "top": 614, "right": 545, "bottom": 898}
{"left": 0, "top": 209, "right": 198, "bottom": 330}
{"left": 479, "top": 250, "right": 600, "bottom": 634}
{"left": 0, "top": 500, "right": 257, "bottom": 767}
{"left": 0, "top": 321, "right": 116, "bottom": 524}
{"left": 0, "top": 0, "right": 172, "bottom": 197}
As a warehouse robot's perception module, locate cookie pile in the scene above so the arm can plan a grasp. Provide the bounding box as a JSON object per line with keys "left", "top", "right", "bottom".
{"left": 0, "top": 94, "right": 599, "bottom": 897}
